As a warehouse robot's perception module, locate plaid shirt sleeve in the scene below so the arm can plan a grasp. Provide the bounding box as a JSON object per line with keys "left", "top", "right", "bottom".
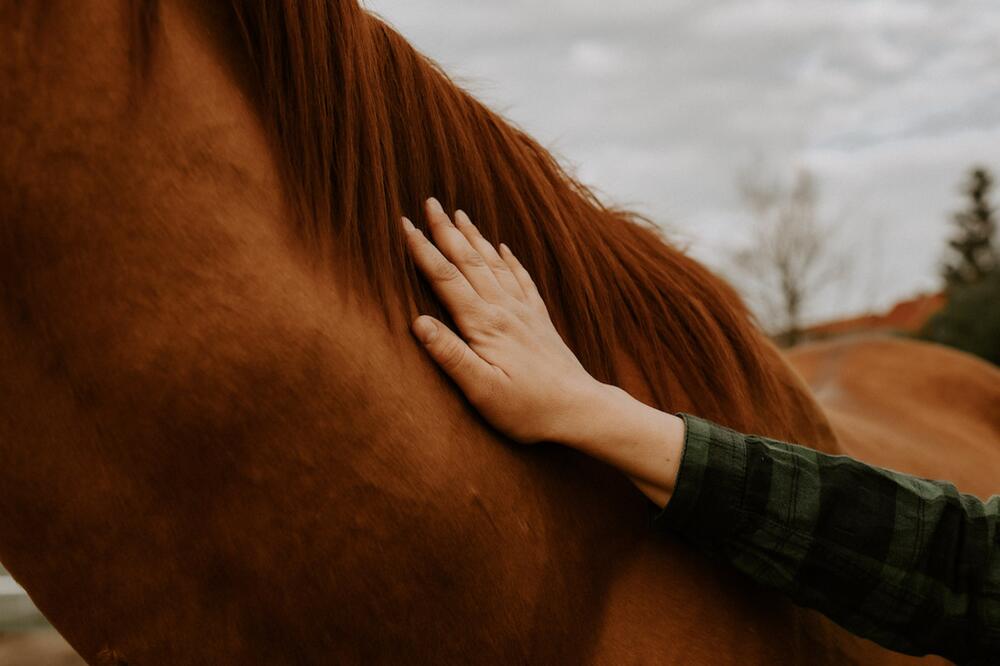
{"left": 652, "top": 414, "right": 1000, "bottom": 664}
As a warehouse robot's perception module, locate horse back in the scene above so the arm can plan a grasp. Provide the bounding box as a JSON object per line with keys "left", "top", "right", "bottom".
{"left": 789, "top": 336, "right": 1000, "bottom": 499}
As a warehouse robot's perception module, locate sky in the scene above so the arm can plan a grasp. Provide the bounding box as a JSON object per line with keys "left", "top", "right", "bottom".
{"left": 363, "top": 0, "right": 1000, "bottom": 323}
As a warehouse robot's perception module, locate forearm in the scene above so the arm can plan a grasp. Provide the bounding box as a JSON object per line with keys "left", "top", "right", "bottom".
{"left": 653, "top": 415, "right": 1000, "bottom": 662}
{"left": 552, "top": 384, "right": 685, "bottom": 508}
{"left": 556, "top": 385, "right": 1000, "bottom": 660}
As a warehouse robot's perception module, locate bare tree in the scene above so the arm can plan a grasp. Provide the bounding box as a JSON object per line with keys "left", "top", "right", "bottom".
{"left": 729, "top": 167, "right": 851, "bottom": 346}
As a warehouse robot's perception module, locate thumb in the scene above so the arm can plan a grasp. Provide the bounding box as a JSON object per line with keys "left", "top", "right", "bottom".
{"left": 411, "top": 315, "right": 493, "bottom": 391}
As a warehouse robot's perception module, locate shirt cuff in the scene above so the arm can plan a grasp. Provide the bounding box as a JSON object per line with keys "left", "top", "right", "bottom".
{"left": 651, "top": 413, "right": 750, "bottom": 539}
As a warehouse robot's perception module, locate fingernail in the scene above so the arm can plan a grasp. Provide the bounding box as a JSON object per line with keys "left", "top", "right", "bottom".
{"left": 454, "top": 210, "right": 468, "bottom": 225}
{"left": 427, "top": 197, "right": 444, "bottom": 214}
{"left": 499, "top": 243, "right": 510, "bottom": 255}
{"left": 401, "top": 216, "right": 415, "bottom": 232}
{"left": 412, "top": 316, "right": 437, "bottom": 344}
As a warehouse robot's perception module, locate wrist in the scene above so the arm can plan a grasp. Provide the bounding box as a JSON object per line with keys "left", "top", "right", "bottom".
{"left": 551, "top": 381, "right": 654, "bottom": 453}
{"left": 550, "top": 382, "right": 686, "bottom": 507}
{"left": 547, "top": 380, "right": 621, "bottom": 449}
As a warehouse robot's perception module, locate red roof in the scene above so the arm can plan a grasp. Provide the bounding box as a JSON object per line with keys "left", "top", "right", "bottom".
{"left": 806, "top": 292, "right": 946, "bottom": 339}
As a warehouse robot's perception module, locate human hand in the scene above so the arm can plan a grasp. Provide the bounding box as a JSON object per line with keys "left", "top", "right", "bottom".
{"left": 402, "top": 198, "right": 607, "bottom": 444}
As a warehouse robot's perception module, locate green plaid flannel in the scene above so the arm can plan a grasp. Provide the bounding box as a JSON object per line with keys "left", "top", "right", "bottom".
{"left": 653, "top": 414, "right": 1000, "bottom": 664}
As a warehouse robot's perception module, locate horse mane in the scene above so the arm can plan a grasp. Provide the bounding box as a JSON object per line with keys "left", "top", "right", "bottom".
{"left": 135, "top": 0, "right": 827, "bottom": 441}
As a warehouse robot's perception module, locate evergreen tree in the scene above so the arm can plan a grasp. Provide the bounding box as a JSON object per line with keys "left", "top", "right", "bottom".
{"left": 920, "top": 166, "right": 1000, "bottom": 366}
{"left": 920, "top": 271, "right": 1000, "bottom": 366}
{"left": 942, "top": 167, "right": 998, "bottom": 289}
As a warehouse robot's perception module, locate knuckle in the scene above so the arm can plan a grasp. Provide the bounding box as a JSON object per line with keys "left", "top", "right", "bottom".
{"left": 460, "top": 250, "right": 487, "bottom": 268}
{"left": 431, "top": 260, "right": 462, "bottom": 283}
{"left": 489, "top": 257, "right": 511, "bottom": 273}
{"left": 507, "top": 301, "right": 530, "bottom": 321}
{"left": 484, "top": 309, "right": 512, "bottom": 334}
{"left": 437, "top": 339, "right": 466, "bottom": 370}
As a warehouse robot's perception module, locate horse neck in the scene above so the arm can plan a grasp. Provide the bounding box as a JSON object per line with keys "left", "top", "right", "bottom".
{"left": 145, "top": 0, "right": 842, "bottom": 458}
{"left": 211, "top": 6, "right": 840, "bottom": 455}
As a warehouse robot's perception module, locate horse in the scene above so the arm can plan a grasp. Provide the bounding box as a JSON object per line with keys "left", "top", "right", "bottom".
{"left": 1, "top": 1, "right": 996, "bottom": 663}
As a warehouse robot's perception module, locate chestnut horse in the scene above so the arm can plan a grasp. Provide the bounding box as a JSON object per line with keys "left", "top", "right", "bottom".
{"left": 1, "top": 1, "right": 996, "bottom": 663}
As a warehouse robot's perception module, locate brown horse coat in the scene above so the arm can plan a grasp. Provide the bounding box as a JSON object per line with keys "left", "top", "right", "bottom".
{"left": 1, "top": 1, "right": 996, "bottom": 663}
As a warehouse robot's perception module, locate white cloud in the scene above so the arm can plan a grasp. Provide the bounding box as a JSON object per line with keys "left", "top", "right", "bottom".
{"left": 568, "top": 41, "right": 627, "bottom": 77}
{"left": 696, "top": 0, "right": 932, "bottom": 35}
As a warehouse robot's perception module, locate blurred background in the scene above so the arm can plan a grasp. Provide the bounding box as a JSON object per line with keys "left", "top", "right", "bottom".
{"left": 4, "top": 1, "right": 998, "bottom": 660}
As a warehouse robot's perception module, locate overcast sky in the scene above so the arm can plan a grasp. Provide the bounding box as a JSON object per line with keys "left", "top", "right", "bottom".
{"left": 364, "top": 0, "right": 1000, "bottom": 322}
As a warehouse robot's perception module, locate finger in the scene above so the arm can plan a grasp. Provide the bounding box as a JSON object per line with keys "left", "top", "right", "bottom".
{"left": 499, "top": 243, "right": 542, "bottom": 304}
{"left": 411, "top": 315, "right": 500, "bottom": 395}
{"left": 454, "top": 210, "right": 525, "bottom": 300}
{"left": 403, "top": 216, "right": 488, "bottom": 329}
{"left": 424, "top": 198, "right": 506, "bottom": 303}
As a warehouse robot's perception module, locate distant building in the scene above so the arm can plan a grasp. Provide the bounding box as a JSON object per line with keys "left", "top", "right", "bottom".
{"left": 803, "top": 292, "right": 946, "bottom": 342}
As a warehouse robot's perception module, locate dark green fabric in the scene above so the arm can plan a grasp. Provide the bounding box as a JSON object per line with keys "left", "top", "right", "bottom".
{"left": 653, "top": 414, "right": 1000, "bottom": 664}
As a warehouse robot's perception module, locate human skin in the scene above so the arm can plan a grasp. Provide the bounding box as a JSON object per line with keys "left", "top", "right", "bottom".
{"left": 403, "top": 198, "right": 685, "bottom": 508}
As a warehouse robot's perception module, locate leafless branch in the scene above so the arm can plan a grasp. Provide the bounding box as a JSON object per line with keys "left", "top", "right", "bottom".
{"left": 727, "top": 165, "right": 854, "bottom": 346}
